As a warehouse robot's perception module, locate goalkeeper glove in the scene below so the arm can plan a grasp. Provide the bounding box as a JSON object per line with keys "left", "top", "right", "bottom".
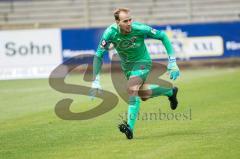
{"left": 89, "top": 74, "right": 102, "bottom": 100}
{"left": 167, "top": 56, "right": 180, "bottom": 80}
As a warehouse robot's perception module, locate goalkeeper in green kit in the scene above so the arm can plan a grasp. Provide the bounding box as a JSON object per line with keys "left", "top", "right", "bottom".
{"left": 89, "top": 8, "right": 180, "bottom": 139}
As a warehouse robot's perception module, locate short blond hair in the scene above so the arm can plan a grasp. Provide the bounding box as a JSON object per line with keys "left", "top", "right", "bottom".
{"left": 113, "top": 8, "right": 130, "bottom": 21}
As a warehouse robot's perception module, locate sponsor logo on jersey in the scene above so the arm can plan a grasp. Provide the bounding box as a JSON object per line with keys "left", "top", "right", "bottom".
{"left": 131, "top": 36, "right": 137, "bottom": 42}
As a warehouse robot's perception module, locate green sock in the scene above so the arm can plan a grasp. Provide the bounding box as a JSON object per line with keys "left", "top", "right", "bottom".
{"left": 127, "top": 96, "right": 140, "bottom": 131}
{"left": 149, "top": 84, "right": 173, "bottom": 97}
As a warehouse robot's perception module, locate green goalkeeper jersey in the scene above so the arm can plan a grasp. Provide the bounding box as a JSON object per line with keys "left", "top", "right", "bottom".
{"left": 95, "top": 21, "right": 174, "bottom": 73}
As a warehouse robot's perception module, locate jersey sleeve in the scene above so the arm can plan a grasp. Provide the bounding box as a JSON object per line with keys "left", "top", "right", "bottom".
{"left": 140, "top": 23, "right": 175, "bottom": 56}
{"left": 93, "top": 26, "right": 114, "bottom": 78}
{"left": 95, "top": 27, "right": 113, "bottom": 58}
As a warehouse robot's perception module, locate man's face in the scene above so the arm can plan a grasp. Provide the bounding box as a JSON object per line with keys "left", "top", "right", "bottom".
{"left": 117, "top": 11, "right": 132, "bottom": 34}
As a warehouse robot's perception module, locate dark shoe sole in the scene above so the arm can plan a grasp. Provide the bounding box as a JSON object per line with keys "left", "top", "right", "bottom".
{"left": 169, "top": 87, "right": 178, "bottom": 110}
{"left": 118, "top": 123, "right": 133, "bottom": 139}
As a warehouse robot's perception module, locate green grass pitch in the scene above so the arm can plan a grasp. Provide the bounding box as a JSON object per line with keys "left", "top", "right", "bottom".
{"left": 0, "top": 67, "right": 240, "bottom": 159}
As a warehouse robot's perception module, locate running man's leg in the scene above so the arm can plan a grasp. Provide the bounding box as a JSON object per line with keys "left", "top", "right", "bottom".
{"left": 126, "top": 76, "right": 142, "bottom": 131}
{"left": 118, "top": 75, "right": 142, "bottom": 139}
{"left": 138, "top": 83, "right": 178, "bottom": 110}
{"left": 138, "top": 84, "right": 173, "bottom": 101}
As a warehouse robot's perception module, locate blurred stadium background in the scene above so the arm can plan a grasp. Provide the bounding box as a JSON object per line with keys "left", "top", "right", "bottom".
{"left": 0, "top": 0, "right": 240, "bottom": 159}
{"left": 0, "top": 0, "right": 240, "bottom": 29}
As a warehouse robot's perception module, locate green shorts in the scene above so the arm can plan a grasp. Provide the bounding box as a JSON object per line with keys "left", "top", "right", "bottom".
{"left": 123, "top": 62, "right": 152, "bottom": 81}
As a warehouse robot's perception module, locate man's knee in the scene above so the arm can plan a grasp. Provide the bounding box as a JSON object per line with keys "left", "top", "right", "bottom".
{"left": 127, "top": 76, "right": 143, "bottom": 96}
{"left": 138, "top": 84, "right": 152, "bottom": 101}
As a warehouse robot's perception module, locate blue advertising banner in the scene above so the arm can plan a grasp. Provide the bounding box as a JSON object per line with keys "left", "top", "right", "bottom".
{"left": 61, "top": 21, "right": 240, "bottom": 64}
{"left": 61, "top": 28, "right": 110, "bottom": 64}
